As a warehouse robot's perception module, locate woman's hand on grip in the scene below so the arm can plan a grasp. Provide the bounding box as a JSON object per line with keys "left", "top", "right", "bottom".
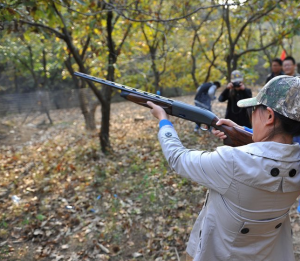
{"left": 212, "top": 119, "right": 242, "bottom": 140}
{"left": 147, "top": 101, "right": 169, "bottom": 121}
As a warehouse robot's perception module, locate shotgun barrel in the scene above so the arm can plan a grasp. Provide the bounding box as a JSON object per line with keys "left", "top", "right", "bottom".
{"left": 74, "top": 72, "right": 253, "bottom": 147}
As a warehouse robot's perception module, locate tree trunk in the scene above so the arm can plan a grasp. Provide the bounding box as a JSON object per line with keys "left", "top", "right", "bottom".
{"left": 226, "top": 53, "right": 239, "bottom": 81}
{"left": 65, "top": 57, "right": 97, "bottom": 130}
{"left": 226, "top": 54, "right": 231, "bottom": 81}
{"left": 14, "top": 67, "right": 22, "bottom": 113}
{"left": 78, "top": 88, "right": 96, "bottom": 130}
{"left": 232, "top": 55, "right": 238, "bottom": 72}
{"left": 191, "top": 52, "right": 198, "bottom": 89}
{"left": 42, "top": 48, "right": 48, "bottom": 88}
{"left": 190, "top": 32, "right": 199, "bottom": 89}
{"left": 99, "top": 8, "right": 115, "bottom": 153}
{"left": 99, "top": 80, "right": 112, "bottom": 152}
{"left": 27, "top": 45, "right": 39, "bottom": 90}
{"left": 88, "top": 102, "right": 98, "bottom": 130}
{"left": 150, "top": 47, "right": 160, "bottom": 93}
{"left": 99, "top": 99, "right": 111, "bottom": 153}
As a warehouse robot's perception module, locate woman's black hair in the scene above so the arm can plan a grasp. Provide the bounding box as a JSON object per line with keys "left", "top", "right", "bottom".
{"left": 274, "top": 111, "right": 300, "bottom": 136}
{"left": 255, "top": 105, "right": 300, "bottom": 138}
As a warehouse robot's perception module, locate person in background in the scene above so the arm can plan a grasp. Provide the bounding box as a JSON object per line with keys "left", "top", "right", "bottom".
{"left": 194, "top": 81, "right": 221, "bottom": 133}
{"left": 283, "top": 56, "right": 300, "bottom": 77}
{"left": 282, "top": 56, "right": 300, "bottom": 143}
{"left": 147, "top": 75, "right": 300, "bottom": 261}
{"left": 218, "top": 70, "right": 252, "bottom": 128}
{"left": 265, "top": 58, "right": 284, "bottom": 83}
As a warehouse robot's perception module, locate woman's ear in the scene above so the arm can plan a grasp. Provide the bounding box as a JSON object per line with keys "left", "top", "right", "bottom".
{"left": 266, "top": 107, "right": 275, "bottom": 125}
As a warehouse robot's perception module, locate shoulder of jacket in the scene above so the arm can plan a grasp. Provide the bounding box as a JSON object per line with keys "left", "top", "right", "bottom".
{"left": 215, "top": 145, "right": 235, "bottom": 157}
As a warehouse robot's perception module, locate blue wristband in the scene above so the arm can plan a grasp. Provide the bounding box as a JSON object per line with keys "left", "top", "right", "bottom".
{"left": 159, "top": 119, "right": 173, "bottom": 129}
{"left": 244, "top": 127, "right": 253, "bottom": 133}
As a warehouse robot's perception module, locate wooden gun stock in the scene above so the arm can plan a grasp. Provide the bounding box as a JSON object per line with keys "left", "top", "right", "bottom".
{"left": 210, "top": 117, "right": 253, "bottom": 146}
{"left": 120, "top": 92, "right": 173, "bottom": 114}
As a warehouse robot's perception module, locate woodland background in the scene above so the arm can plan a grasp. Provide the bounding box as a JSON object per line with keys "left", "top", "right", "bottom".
{"left": 1, "top": 0, "right": 300, "bottom": 260}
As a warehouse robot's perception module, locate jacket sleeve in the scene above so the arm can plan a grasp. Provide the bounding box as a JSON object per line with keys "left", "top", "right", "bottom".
{"left": 158, "top": 125, "right": 234, "bottom": 195}
{"left": 218, "top": 88, "right": 230, "bottom": 102}
{"left": 208, "top": 85, "right": 217, "bottom": 99}
{"left": 244, "top": 88, "right": 252, "bottom": 98}
{"left": 265, "top": 74, "right": 271, "bottom": 84}
{"left": 194, "top": 86, "right": 201, "bottom": 100}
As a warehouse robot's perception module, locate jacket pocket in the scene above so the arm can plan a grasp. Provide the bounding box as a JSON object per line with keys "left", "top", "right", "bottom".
{"left": 196, "top": 215, "right": 206, "bottom": 252}
{"left": 230, "top": 212, "right": 288, "bottom": 259}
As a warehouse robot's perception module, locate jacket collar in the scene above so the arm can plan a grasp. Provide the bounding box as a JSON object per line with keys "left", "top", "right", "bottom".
{"left": 238, "top": 141, "right": 300, "bottom": 162}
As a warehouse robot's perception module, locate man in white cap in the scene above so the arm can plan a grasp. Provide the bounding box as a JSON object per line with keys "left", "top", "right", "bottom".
{"left": 218, "top": 70, "right": 252, "bottom": 128}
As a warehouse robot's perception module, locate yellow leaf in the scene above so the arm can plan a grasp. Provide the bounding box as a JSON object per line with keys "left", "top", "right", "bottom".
{"left": 23, "top": 33, "right": 31, "bottom": 42}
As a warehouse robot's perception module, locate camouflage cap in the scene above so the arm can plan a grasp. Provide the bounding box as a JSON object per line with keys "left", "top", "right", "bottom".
{"left": 231, "top": 70, "right": 243, "bottom": 83}
{"left": 237, "top": 75, "right": 300, "bottom": 122}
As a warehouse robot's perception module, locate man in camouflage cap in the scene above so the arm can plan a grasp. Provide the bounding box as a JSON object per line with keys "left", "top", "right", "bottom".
{"left": 218, "top": 69, "right": 252, "bottom": 127}
{"left": 237, "top": 75, "right": 300, "bottom": 122}
{"left": 231, "top": 70, "right": 244, "bottom": 83}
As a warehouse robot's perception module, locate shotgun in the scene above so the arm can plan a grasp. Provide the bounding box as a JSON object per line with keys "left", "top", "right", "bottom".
{"left": 74, "top": 72, "right": 253, "bottom": 147}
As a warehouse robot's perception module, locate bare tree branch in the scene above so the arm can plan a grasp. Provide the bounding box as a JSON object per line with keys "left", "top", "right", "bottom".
{"left": 232, "top": 2, "right": 279, "bottom": 47}
{"left": 81, "top": 35, "right": 91, "bottom": 60}
{"left": 187, "top": 8, "right": 217, "bottom": 86}
{"left": 50, "top": 1, "right": 105, "bottom": 104}
{"left": 17, "top": 19, "right": 65, "bottom": 40}
{"left": 56, "top": 0, "right": 238, "bottom": 23}
{"left": 237, "top": 24, "right": 296, "bottom": 58}
{"left": 159, "top": 42, "right": 168, "bottom": 76}
{"left": 237, "top": 37, "right": 282, "bottom": 57}
{"left": 116, "top": 23, "right": 132, "bottom": 55}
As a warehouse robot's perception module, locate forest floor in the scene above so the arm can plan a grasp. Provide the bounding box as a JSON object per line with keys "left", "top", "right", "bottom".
{"left": 1, "top": 90, "right": 300, "bottom": 261}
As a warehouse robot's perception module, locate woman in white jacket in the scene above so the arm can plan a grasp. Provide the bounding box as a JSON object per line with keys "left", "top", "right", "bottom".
{"left": 147, "top": 76, "right": 300, "bottom": 261}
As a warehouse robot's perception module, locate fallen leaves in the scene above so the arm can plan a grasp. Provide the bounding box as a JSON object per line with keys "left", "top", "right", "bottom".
{"left": 1, "top": 94, "right": 300, "bottom": 260}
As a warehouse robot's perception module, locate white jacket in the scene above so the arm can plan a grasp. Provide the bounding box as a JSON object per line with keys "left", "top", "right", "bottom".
{"left": 158, "top": 125, "right": 300, "bottom": 261}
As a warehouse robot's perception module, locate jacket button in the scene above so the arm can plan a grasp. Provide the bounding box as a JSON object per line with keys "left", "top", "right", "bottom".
{"left": 241, "top": 228, "right": 249, "bottom": 234}
{"left": 289, "top": 169, "right": 297, "bottom": 177}
{"left": 270, "top": 168, "right": 280, "bottom": 177}
{"left": 275, "top": 223, "right": 282, "bottom": 229}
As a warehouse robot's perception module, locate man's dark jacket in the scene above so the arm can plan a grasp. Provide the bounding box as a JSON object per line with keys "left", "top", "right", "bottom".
{"left": 265, "top": 71, "right": 284, "bottom": 84}
{"left": 218, "top": 88, "right": 252, "bottom": 128}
